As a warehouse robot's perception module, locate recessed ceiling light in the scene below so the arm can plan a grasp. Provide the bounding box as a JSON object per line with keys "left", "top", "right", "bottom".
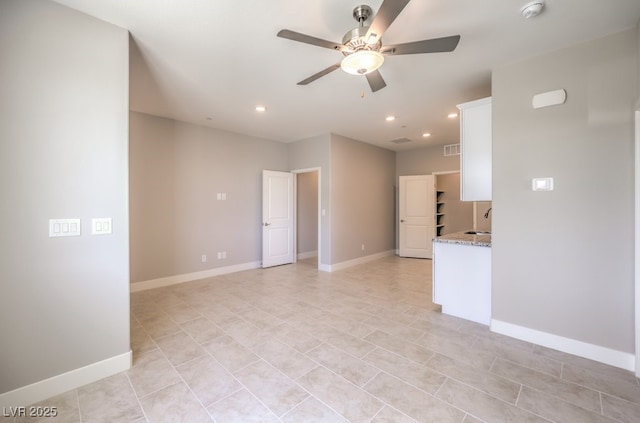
{"left": 521, "top": 1, "right": 545, "bottom": 19}
{"left": 422, "top": 133, "right": 431, "bottom": 137}
{"left": 447, "top": 113, "right": 458, "bottom": 118}
{"left": 255, "top": 105, "right": 267, "bottom": 112}
{"left": 385, "top": 116, "right": 396, "bottom": 122}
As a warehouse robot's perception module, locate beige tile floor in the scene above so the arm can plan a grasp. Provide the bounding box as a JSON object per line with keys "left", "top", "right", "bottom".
{"left": 8, "top": 256, "right": 640, "bottom": 422}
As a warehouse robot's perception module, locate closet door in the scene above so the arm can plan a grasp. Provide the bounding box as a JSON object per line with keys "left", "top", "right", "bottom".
{"left": 399, "top": 175, "right": 435, "bottom": 258}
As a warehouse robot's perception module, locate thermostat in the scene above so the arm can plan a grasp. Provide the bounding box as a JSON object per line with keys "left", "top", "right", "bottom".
{"left": 532, "top": 177, "right": 554, "bottom": 191}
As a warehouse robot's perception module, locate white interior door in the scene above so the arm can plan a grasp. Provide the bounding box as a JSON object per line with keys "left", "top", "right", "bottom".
{"left": 399, "top": 175, "right": 435, "bottom": 258}
{"left": 262, "top": 170, "right": 294, "bottom": 268}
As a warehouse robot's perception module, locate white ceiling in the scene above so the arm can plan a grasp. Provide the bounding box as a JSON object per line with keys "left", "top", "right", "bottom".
{"left": 53, "top": 0, "right": 640, "bottom": 151}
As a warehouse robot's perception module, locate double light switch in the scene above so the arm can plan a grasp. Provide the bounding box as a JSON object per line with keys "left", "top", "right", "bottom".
{"left": 92, "top": 218, "right": 112, "bottom": 235}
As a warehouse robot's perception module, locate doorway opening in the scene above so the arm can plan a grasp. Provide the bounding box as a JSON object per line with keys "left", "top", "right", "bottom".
{"left": 293, "top": 168, "right": 322, "bottom": 270}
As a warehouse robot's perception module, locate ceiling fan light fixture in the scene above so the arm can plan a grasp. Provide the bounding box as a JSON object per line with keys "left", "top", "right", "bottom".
{"left": 340, "top": 50, "right": 384, "bottom": 75}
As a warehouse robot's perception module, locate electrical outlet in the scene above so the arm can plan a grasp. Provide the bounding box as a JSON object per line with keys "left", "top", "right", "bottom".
{"left": 361, "top": 244, "right": 365, "bottom": 251}
{"left": 201, "top": 254, "right": 207, "bottom": 263}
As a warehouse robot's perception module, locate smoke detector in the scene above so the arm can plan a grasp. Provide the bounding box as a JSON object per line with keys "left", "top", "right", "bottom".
{"left": 521, "top": 1, "right": 545, "bottom": 19}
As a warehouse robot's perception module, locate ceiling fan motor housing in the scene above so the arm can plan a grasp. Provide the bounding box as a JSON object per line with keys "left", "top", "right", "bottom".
{"left": 341, "top": 5, "right": 381, "bottom": 55}
{"left": 341, "top": 26, "right": 381, "bottom": 55}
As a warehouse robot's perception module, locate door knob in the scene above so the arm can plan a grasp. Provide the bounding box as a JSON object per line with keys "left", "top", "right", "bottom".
{"left": 263, "top": 222, "right": 271, "bottom": 226}
{"left": 400, "top": 219, "right": 405, "bottom": 223}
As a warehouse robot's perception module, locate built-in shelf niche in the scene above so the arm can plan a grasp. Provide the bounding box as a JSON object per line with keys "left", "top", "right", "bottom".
{"left": 436, "top": 190, "right": 445, "bottom": 236}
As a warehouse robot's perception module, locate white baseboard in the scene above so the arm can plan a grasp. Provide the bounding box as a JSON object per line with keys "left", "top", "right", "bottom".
{"left": 0, "top": 350, "right": 131, "bottom": 408}
{"left": 325, "top": 250, "right": 395, "bottom": 272}
{"left": 297, "top": 250, "right": 318, "bottom": 260}
{"left": 131, "top": 261, "right": 261, "bottom": 292}
{"left": 491, "top": 319, "right": 635, "bottom": 371}
{"left": 132, "top": 252, "right": 395, "bottom": 288}
{"left": 318, "top": 263, "right": 331, "bottom": 272}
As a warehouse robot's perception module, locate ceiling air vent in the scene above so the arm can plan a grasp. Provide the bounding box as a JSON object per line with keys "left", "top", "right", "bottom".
{"left": 444, "top": 143, "right": 460, "bottom": 156}
{"left": 390, "top": 138, "right": 412, "bottom": 144}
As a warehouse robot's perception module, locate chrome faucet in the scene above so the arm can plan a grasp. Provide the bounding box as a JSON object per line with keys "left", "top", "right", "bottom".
{"left": 484, "top": 207, "right": 492, "bottom": 219}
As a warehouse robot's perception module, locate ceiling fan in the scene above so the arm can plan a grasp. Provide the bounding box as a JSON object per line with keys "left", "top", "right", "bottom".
{"left": 277, "top": 0, "right": 460, "bottom": 93}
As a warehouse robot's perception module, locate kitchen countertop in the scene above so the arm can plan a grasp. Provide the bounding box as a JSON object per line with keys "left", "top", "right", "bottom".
{"left": 433, "top": 231, "right": 491, "bottom": 247}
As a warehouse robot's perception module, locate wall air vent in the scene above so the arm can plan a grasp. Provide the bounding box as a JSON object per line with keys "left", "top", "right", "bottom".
{"left": 390, "top": 138, "right": 412, "bottom": 144}
{"left": 444, "top": 143, "right": 460, "bottom": 156}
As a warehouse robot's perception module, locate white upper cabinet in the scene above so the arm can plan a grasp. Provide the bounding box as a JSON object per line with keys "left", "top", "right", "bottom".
{"left": 457, "top": 97, "right": 492, "bottom": 201}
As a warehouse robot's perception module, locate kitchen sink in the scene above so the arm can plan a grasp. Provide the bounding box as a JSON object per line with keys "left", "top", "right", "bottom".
{"left": 464, "top": 231, "right": 491, "bottom": 235}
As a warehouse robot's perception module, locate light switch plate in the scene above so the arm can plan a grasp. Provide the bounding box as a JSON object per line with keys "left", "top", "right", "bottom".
{"left": 532, "top": 177, "right": 554, "bottom": 191}
{"left": 49, "top": 218, "right": 81, "bottom": 237}
{"left": 92, "top": 218, "right": 112, "bottom": 235}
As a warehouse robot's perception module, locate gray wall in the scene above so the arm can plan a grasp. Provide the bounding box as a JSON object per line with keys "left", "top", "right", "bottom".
{"left": 492, "top": 29, "right": 636, "bottom": 353}
{"left": 131, "top": 119, "right": 399, "bottom": 274}
{"left": 396, "top": 144, "right": 460, "bottom": 177}
{"left": 296, "top": 171, "right": 319, "bottom": 256}
{"left": 331, "top": 134, "right": 396, "bottom": 263}
{"left": 129, "top": 112, "right": 289, "bottom": 282}
{"left": 0, "top": 0, "right": 130, "bottom": 394}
